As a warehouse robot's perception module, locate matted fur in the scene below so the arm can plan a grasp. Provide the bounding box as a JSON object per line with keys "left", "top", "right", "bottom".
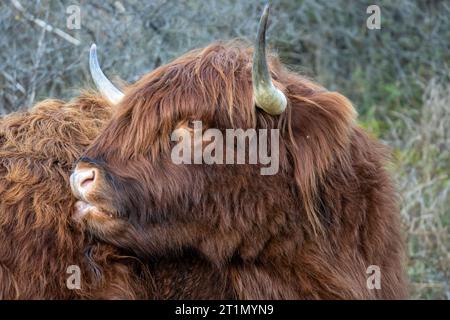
{"left": 78, "top": 41, "right": 408, "bottom": 299}
{"left": 0, "top": 94, "right": 152, "bottom": 299}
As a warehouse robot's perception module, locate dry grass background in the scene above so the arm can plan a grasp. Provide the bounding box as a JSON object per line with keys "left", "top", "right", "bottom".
{"left": 389, "top": 80, "right": 450, "bottom": 299}
{"left": 0, "top": 0, "right": 448, "bottom": 299}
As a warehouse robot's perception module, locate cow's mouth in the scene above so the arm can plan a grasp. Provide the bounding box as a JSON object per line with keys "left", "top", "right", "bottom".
{"left": 70, "top": 165, "right": 115, "bottom": 222}
{"left": 73, "top": 200, "right": 112, "bottom": 222}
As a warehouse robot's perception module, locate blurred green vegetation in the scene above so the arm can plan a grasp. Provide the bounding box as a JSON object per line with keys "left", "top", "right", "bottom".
{"left": 0, "top": 0, "right": 448, "bottom": 299}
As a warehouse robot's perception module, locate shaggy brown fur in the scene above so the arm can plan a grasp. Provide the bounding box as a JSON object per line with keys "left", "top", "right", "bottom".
{"left": 0, "top": 95, "right": 152, "bottom": 299}
{"left": 76, "top": 41, "right": 408, "bottom": 299}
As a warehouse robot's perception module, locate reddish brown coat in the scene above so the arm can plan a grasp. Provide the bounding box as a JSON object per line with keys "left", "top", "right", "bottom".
{"left": 79, "top": 42, "right": 408, "bottom": 299}
{"left": 0, "top": 95, "right": 152, "bottom": 299}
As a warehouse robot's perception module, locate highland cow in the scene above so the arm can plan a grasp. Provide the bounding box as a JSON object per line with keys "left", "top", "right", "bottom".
{"left": 70, "top": 6, "right": 408, "bottom": 299}
{"left": 0, "top": 95, "right": 152, "bottom": 299}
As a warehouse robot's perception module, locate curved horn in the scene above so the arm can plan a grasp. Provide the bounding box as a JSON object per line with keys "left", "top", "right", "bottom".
{"left": 252, "top": 4, "right": 287, "bottom": 115}
{"left": 89, "top": 44, "right": 124, "bottom": 105}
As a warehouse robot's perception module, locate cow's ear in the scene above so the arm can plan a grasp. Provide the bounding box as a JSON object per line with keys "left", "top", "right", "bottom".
{"left": 89, "top": 44, "right": 124, "bottom": 105}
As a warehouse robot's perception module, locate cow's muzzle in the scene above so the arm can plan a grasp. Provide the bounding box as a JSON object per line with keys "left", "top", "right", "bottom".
{"left": 70, "top": 166, "right": 99, "bottom": 201}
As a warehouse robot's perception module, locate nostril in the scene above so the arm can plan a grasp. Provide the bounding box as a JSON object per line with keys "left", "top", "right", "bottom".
{"left": 70, "top": 167, "right": 99, "bottom": 200}
{"left": 75, "top": 168, "right": 97, "bottom": 192}
{"left": 80, "top": 170, "right": 96, "bottom": 189}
